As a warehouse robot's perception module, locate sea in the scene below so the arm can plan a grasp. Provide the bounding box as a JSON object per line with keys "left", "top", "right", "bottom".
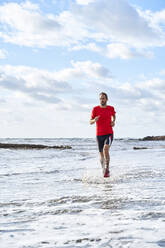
{"left": 0, "top": 138, "right": 165, "bottom": 248}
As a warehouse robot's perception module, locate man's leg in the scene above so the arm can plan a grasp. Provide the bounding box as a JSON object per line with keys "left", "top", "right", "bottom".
{"left": 103, "top": 134, "right": 113, "bottom": 177}
{"left": 97, "top": 136, "right": 105, "bottom": 173}
{"left": 103, "top": 144, "right": 110, "bottom": 169}
{"left": 99, "top": 152, "right": 105, "bottom": 171}
{"left": 103, "top": 144, "right": 110, "bottom": 177}
{"left": 104, "top": 134, "right": 113, "bottom": 170}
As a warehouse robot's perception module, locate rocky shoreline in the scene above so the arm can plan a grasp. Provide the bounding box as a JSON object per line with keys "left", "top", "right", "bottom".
{"left": 0, "top": 135, "right": 165, "bottom": 150}
{"left": 133, "top": 135, "right": 165, "bottom": 150}
{"left": 140, "top": 136, "right": 165, "bottom": 141}
{"left": 0, "top": 143, "right": 72, "bottom": 150}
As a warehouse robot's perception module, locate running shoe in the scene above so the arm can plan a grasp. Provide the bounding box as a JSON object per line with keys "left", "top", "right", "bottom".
{"left": 104, "top": 167, "right": 110, "bottom": 178}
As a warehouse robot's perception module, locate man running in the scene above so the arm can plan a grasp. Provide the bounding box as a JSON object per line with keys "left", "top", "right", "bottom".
{"left": 90, "top": 92, "right": 116, "bottom": 177}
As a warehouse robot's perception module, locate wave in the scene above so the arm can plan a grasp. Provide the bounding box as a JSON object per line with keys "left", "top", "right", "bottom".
{"left": 0, "top": 228, "right": 35, "bottom": 233}
{"left": 0, "top": 169, "right": 60, "bottom": 177}
{"left": 0, "top": 195, "right": 96, "bottom": 209}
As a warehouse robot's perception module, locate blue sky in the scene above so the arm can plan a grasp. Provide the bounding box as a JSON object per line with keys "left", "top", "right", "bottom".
{"left": 0, "top": 0, "right": 165, "bottom": 138}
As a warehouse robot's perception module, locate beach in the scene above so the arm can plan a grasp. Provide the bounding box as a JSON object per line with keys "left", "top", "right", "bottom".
{"left": 0, "top": 138, "right": 165, "bottom": 248}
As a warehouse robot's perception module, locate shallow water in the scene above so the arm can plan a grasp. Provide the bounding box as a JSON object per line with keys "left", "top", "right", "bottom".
{"left": 0, "top": 138, "right": 165, "bottom": 248}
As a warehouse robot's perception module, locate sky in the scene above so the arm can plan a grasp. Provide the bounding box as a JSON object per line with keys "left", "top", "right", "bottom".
{"left": 0, "top": 0, "right": 165, "bottom": 138}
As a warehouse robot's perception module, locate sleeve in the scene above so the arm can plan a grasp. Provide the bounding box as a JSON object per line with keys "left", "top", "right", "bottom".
{"left": 91, "top": 107, "right": 96, "bottom": 119}
{"left": 111, "top": 106, "right": 116, "bottom": 117}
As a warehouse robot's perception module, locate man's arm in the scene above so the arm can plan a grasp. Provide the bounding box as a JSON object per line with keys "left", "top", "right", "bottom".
{"left": 90, "top": 116, "right": 100, "bottom": 125}
{"left": 111, "top": 114, "right": 116, "bottom": 127}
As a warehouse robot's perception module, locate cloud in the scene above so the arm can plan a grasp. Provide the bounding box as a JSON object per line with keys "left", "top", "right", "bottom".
{"left": 159, "top": 70, "right": 165, "bottom": 76}
{"left": 0, "top": 49, "right": 7, "bottom": 59}
{"left": 0, "top": 65, "right": 71, "bottom": 104}
{"left": 88, "top": 76, "right": 165, "bottom": 114}
{"left": 71, "top": 42, "right": 154, "bottom": 59}
{"left": 0, "top": 1, "right": 62, "bottom": 47}
{"left": 70, "top": 42, "right": 102, "bottom": 53}
{"left": 106, "top": 43, "right": 154, "bottom": 59}
{"left": 0, "top": 1, "right": 92, "bottom": 47}
{"left": 76, "top": 0, "right": 95, "bottom": 5}
{"left": 0, "top": 0, "right": 164, "bottom": 53}
{"left": 0, "top": 61, "right": 165, "bottom": 115}
{"left": 72, "top": 0, "right": 162, "bottom": 48}
{"left": 54, "top": 60, "right": 112, "bottom": 81}
{"left": 138, "top": 8, "right": 165, "bottom": 30}
{"left": 0, "top": 61, "right": 112, "bottom": 109}
{"left": 153, "top": 9, "right": 165, "bottom": 26}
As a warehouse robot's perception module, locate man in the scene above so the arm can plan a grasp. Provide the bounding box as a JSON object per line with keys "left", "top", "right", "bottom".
{"left": 90, "top": 92, "right": 116, "bottom": 177}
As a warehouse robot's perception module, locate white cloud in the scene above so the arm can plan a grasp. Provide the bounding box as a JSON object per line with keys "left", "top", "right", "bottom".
{"left": 70, "top": 42, "right": 154, "bottom": 60}
{"left": 0, "top": 1, "right": 91, "bottom": 47}
{"left": 0, "top": 49, "right": 7, "bottom": 59}
{"left": 0, "top": 0, "right": 164, "bottom": 53}
{"left": 0, "top": 2, "right": 63, "bottom": 47}
{"left": 0, "top": 62, "right": 164, "bottom": 117}
{"left": 139, "top": 8, "right": 165, "bottom": 29}
{"left": 89, "top": 76, "right": 165, "bottom": 114}
{"left": 0, "top": 61, "right": 165, "bottom": 137}
{"left": 54, "top": 60, "right": 112, "bottom": 81}
{"left": 0, "top": 61, "right": 112, "bottom": 109}
{"left": 72, "top": 0, "right": 162, "bottom": 48}
{"left": 76, "top": 0, "right": 95, "bottom": 5}
{"left": 70, "top": 42, "right": 101, "bottom": 52}
{"left": 21, "top": 1, "right": 40, "bottom": 10}
{"left": 159, "top": 70, "right": 165, "bottom": 76}
{"left": 106, "top": 43, "right": 134, "bottom": 59}
{"left": 138, "top": 98, "right": 162, "bottom": 112}
{"left": 106, "top": 43, "right": 154, "bottom": 59}
{"left": 0, "top": 65, "right": 71, "bottom": 104}
{"left": 154, "top": 9, "right": 165, "bottom": 25}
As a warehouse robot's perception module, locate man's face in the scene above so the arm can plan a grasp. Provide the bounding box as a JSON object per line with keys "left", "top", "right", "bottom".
{"left": 99, "top": 94, "right": 107, "bottom": 106}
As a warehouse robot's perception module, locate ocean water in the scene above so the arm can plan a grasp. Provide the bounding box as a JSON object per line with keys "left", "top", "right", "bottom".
{"left": 0, "top": 138, "right": 165, "bottom": 248}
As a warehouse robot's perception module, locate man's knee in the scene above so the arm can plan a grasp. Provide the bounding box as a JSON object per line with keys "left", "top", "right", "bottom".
{"left": 99, "top": 152, "right": 104, "bottom": 157}
{"left": 103, "top": 144, "right": 110, "bottom": 152}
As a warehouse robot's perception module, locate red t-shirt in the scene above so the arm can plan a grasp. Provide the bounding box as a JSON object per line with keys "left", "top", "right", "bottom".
{"left": 91, "top": 105, "right": 116, "bottom": 136}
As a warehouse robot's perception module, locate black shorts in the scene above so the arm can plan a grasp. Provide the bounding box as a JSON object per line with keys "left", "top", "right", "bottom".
{"left": 96, "top": 134, "right": 113, "bottom": 152}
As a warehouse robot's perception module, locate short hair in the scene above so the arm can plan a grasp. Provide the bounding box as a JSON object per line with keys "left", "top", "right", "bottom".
{"left": 99, "top": 92, "right": 108, "bottom": 100}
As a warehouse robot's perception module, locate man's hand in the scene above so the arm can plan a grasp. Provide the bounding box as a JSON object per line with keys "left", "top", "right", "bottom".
{"left": 95, "top": 116, "right": 100, "bottom": 122}
{"left": 90, "top": 115, "right": 100, "bottom": 125}
{"left": 111, "top": 120, "right": 115, "bottom": 127}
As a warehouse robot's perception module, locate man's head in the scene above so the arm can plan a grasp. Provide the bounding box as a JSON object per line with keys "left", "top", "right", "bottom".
{"left": 99, "top": 92, "right": 108, "bottom": 107}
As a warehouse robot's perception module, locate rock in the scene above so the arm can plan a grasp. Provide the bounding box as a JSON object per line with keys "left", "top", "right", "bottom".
{"left": 0, "top": 143, "right": 72, "bottom": 150}
{"left": 140, "top": 136, "right": 165, "bottom": 141}
{"left": 133, "top": 147, "right": 148, "bottom": 150}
